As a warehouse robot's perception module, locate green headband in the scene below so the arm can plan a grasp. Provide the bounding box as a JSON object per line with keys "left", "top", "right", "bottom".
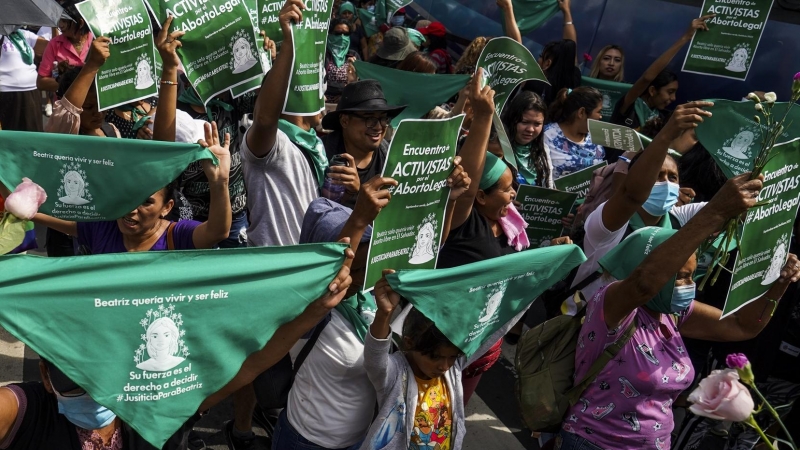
{"left": 407, "top": 28, "right": 425, "bottom": 47}
{"left": 479, "top": 152, "right": 508, "bottom": 190}
{"left": 598, "top": 226, "right": 679, "bottom": 314}
{"left": 339, "top": 2, "right": 355, "bottom": 14}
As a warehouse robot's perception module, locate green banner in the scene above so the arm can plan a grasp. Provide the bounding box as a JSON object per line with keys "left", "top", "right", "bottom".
{"left": 681, "top": 0, "right": 774, "bottom": 81}
{"left": 144, "top": 0, "right": 263, "bottom": 105}
{"left": 364, "top": 116, "right": 464, "bottom": 290}
{"left": 0, "top": 131, "right": 216, "bottom": 221}
{"left": 0, "top": 243, "right": 345, "bottom": 448}
{"left": 723, "top": 139, "right": 800, "bottom": 317}
{"left": 580, "top": 76, "right": 632, "bottom": 121}
{"left": 282, "top": 0, "right": 334, "bottom": 115}
{"left": 588, "top": 119, "right": 643, "bottom": 152}
{"left": 352, "top": 61, "right": 470, "bottom": 127}
{"left": 503, "top": 0, "right": 559, "bottom": 34}
{"left": 516, "top": 185, "right": 578, "bottom": 248}
{"left": 358, "top": 8, "right": 379, "bottom": 38}
{"left": 375, "top": 0, "right": 412, "bottom": 25}
{"left": 476, "top": 36, "right": 547, "bottom": 114}
{"left": 387, "top": 244, "right": 586, "bottom": 357}
{"left": 74, "top": 0, "right": 158, "bottom": 111}
{"left": 553, "top": 161, "right": 606, "bottom": 200}
{"left": 696, "top": 100, "right": 800, "bottom": 179}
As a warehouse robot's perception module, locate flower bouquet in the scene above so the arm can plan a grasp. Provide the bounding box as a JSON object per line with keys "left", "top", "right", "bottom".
{"left": 0, "top": 178, "right": 46, "bottom": 255}
{"left": 699, "top": 73, "right": 800, "bottom": 290}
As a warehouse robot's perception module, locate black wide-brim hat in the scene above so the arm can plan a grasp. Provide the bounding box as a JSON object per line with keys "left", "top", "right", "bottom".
{"left": 42, "top": 359, "right": 81, "bottom": 393}
{"left": 322, "top": 79, "right": 407, "bottom": 131}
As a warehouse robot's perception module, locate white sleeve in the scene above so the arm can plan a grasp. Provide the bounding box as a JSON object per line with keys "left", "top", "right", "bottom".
{"left": 584, "top": 201, "right": 628, "bottom": 249}
{"left": 22, "top": 30, "right": 39, "bottom": 48}
{"left": 670, "top": 202, "right": 707, "bottom": 227}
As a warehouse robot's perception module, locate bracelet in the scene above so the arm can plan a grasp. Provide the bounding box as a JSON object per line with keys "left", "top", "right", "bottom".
{"left": 758, "top": 298, "right": 779, "bottom": 322}
{"left": 159, "top": 80, "right": 178, "bottom": 86}
{"left": 564, "top": 21, "right": 573, "bottom": 25}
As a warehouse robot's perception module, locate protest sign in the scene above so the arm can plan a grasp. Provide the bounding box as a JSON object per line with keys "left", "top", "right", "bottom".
{"left": 553, "top": 161, "right": 607, "bottom": 201}
{"left": 256, "top": 0, "right": 283, "bottom": 42}
{"left": 74, "top": 0, "right": 158, "bottom": 111}
{"left": 696, "top": 100, "right": 800, "bottom": 179}
{"left": 722, "top": 139, "right": 800, "bottom": 317}
{"left": 503, "top": 0, "right": 559, "bottom": 34}
{"left": 0, "top": 243, "right": 346, "bottom": 448}
{"left": 476, "top": 37, "right": 548, "bottom": 169}
{"left": 588, "top": 119, "right": 644, "bottom": 153}
{"left": 387, "top": 245, "right": 586, "bottom": 357}
{"left": 144, "top": 0, "right": 263, "bottom": 105}
{"left": 516, "top": 185, "right": 578, "bottom": 248}
{"left": 282, "top": 0, "right": 334, "bottom": 115}
{"left": 681, "top": 0, "right": 774, "bottom": 80}
{"left": 352, "top": 61, "right": 470, "bottom": 127}
{"left": 580, "top": 76, "right": 632, "bottom": 121}
{"left": 0, "top": 131, "right": 216, "bottom": 221}
{"left": 364, "top": 116, "right": 464, "bottom": 289}
{"left": 376, "top": 0, "right": 412, "bottom": 25}
{"left": 230, "top": 0, "right": 272, "bottom": 98}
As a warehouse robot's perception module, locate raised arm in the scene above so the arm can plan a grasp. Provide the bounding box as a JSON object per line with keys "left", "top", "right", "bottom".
{"left": 64, "top": 37, "right": 110, "bottom": 109}
{"left": 152, "top": 16, "right": 185, "bottom": 142}
{"left": 31, "top": 213, "right": 78, "bottom": 237}
{"left": 603, "top": 173, "right": 763, "bottom": 328}
{"left": 199, "top": 246, "right": 353, "bottom": 411}
{"left": 450, "top": 70, "right": 495, "bottom": 230}
{"left": 442, "top": 156, "right": 471, "bottom": 242}
{"left": 559, "top": 0, "right": 577, "bottom": 61}
{"left": 245, "top": 0, "right": 303, "bottom": 158}
{"left": 192, "top": 122, "right": 232, "bottom": 249}
{"left": 620, "top": 15, "right": 712, "bottom": 112}
{"left": 497, "top": 0, "right": 522, "bottom": 44}
{"left": 601, "top": 101, "right": 712, "bottom": 232}
{"left": 681, "top": 254, "right": 800, "bottom": 342}
{"left": 337, "top": 175, "right": 398, "bottom": 253}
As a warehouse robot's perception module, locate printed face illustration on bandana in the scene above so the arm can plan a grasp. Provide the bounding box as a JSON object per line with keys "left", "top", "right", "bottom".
{"left": 722, "top": 130, "right": 755, "bottom": 159}
{"left": 59, "top": 170, "right": 90, "bottom": 206}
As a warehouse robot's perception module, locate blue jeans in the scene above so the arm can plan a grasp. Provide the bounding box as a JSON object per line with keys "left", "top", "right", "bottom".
{"left": 555, "top": 429, "right": 605, "bottom": 450}
{"left": 271, "top": 409, "right": 362, "bottom": 450}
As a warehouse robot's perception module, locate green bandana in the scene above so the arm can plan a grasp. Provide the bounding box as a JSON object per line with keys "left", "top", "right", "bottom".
{"left": 334, "top": 291, "right": 377, "bottom": 342}
{"left": 353, "top": 61, "right": 470, "bottom": 127}
{"left": 513, "top": 143, "right": 538, "bottom": 185}
{"left": 327, "top": 34, "right": 350, "bottom": 68}
{"left": 178, "top": 88, "right": 234, "bottom": 122}
{"left": 628, "top": 211, "right": 673, "bottom": 232}
{"left": 358, "top": 8, "right": 379, "bottom": 38}
{"left": 0, "top": 243, "right": 347, "bottom": 449}
{"left": 407, "top": 28, "right": 425, "bottom": 47}
{"left": 387, "top": 244, "right": 587, "bottom": 357}
{"left": 502, "top": 0, "right": 560, "bottom": 34}
{"left": 0, "top": 130, "right": 217, "bottom": 221}
{"left": 339, "top": 1, "right": 355, "bottom": 15}
{"left": 277, "top": 119, "right": 329, "bottom": 189}
{"left": 116, "top": 104, "right": 152, "bottom": 132}
{"left": 7, "top": 31, "right": 33, "bottom": 66}
{"left": 633, "top": 97, "right": 659, "bottom": 129}
{"left": 480, "top": 151, "right": 508, "bottom": 190}
{"left": 598, "top": 226, "right": 678, "bottom": 314}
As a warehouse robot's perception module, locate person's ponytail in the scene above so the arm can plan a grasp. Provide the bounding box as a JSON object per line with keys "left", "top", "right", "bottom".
{"left": 547, "top": 86, "right": 603, "bottom": 124}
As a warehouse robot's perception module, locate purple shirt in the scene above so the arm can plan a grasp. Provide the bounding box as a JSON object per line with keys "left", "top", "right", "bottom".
{"left": 562, "top": 283, "right": 694, "bottom": 450}
{"left": 77, "top": 220, "right": 200, "bottom": 254}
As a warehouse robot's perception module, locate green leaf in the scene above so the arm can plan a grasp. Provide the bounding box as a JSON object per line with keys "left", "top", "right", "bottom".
{"left": 0, "top": 213, "right": 26, "bottom": 255}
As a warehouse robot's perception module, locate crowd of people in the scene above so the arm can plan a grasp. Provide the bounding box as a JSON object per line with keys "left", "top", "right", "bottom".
{"left": 1, "top": 0, "right": 800, "bottom": 450}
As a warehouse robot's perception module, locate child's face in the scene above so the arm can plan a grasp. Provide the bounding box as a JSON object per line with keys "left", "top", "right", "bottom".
{"left": 406, "top": 343, "right": 461, "bottom": 379}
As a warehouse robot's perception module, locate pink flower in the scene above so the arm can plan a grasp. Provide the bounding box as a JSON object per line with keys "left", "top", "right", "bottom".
{"left": 583, "top": 52, "right": 593, "bottom": 62}
{"left": 726, "top": 353, "right": 749, "bottom": 369}
{"left": 688, "top": 369, "right": 754, "bottom": 422}
{"left": 794, "top": 72, "right": 800, "bottom": 81}
{"left": 4, "top": 178, "right": 47, "bottom": 220}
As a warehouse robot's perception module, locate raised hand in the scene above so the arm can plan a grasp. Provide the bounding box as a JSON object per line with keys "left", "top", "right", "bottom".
{"left": 374, "top": 269, "right": 401, "bottom": 314}
{"left": 706, "top": 172, "right": 763, "bottom": 221}
{"left": 199, "top": 122, "right": 231, "bottom": 184}
{"left": 659, "top": 101, "right": 713, "bottom": 142}
{"left": 329, "top": 153, "right": 361, "bottom": 196}
{"left": 469, "top": 68, "right": 496, "bottom": 120}
{"left": 156, "top": 15, "right": 185, "bottom": 69}
{"left": 280, "top": 0, "right": 305, "bottom": 39}
{"left": 352, "top": 175, "right": 398, "bottom": 226}
{"left": 447, "top": 156, "right": 471, "bottom": 201}
{"left": 86, "top": 36, "right": 111, "bottom": 69}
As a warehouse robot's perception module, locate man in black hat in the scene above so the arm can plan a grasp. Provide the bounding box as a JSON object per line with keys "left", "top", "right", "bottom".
{"left": 320, "top": 79, "right": 406, "bottom": 209}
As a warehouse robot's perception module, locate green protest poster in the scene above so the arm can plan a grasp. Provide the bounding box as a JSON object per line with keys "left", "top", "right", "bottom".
{"left": 358, "top": 8, "right": 379, "bottom": 38}
{"left": 696, "top": 100, "right": 800, "bottom": 179}
{"left": 0, "top": 130, "right": 216, "bottom": 221}
{"left": 553, "top": 161, "right": 607, "bottom": 201}
{"left": 681, "top": 0, "right": 774, "bottom": 80}
{"left": 503, "top": 0, "right": 559, "bottom": 34}
{"left": 516, "top": 185, "right": 578, "bottom": 248}
{"left": 375, "top": 0, "right": 412, "bottom": 25}
{"left": 0, "top": 243, "right": 346, "bottom": 448}
{"left": 722, "top": 139, "right": 800, "bottom": 317}
{"left": 256, "top": 0, "right": 283, "bottom": 42}
{"left": 588, "top": 119, "right": 643, "bottom": 152}
{"left": 74, "top": 0, "right": 158, "bottom": 111}
{"left": 387, "top": 244, "right": 586, "bottom": 357}
{"left": 476, "top": 36, "right": 547, "bottom": 114}
{"left": 143, "top": 0, "right": 264, "bottom": 105}
{"left": 493, "top": 110, "right": 517, "bottom": 169}
{"left": 580, "top": 76, "right": 632, "bottom": 121}
{"left": 353, "top": 61, "right": 470, "bottom": 127}
{"left": 282, "top": 0, "right": 334, "bottom": 115}
{"left": 364, "top": 116, "right": 464, "bottom": 289}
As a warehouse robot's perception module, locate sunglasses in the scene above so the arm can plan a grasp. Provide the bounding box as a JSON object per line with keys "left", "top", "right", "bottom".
{"left": 350, "top": 114, "right": 390, "bottom": 128}
{"left": 332, "top": 31, "right": 351, "bottom": 36}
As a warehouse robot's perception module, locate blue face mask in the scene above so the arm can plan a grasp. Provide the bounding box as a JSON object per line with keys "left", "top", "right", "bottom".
{"left": 671, "top": 283, "right": 695, "bottom": 313}
{"left": 642, "top": 181, "right": 679, "bottom": 217}
{"left": 56, "top": 391, "right": 117, "bottom": 430}
{"left": 366, "top": 4, "right": 375, "bottom": 12}
{"left": 391, "top": 15, "right": 404, "bottom": 26}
